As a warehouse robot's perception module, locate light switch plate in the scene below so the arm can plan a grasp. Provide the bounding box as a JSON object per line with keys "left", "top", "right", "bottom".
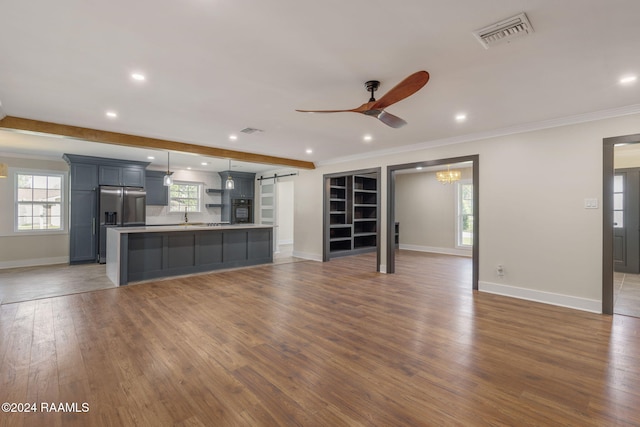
{"left": 584, "top": 198, "right": 599, "bottom": 209}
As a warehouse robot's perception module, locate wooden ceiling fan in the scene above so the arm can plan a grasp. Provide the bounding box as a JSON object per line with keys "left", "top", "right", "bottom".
{"left": 296, "top": 70, "right": 429, "bottom": 128}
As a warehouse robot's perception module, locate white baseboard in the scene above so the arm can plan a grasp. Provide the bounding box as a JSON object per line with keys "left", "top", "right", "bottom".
{"left": 291, "top": 251, "right": 322, "bottom": 262}
{"left": 399, "top": 244, "right": 472, "bottom": 258}
{"left": 479, "top": 281, "right": 601, "bottom": 313}
{"left": 0, "top": 256, "right": 69, "bottom": 270}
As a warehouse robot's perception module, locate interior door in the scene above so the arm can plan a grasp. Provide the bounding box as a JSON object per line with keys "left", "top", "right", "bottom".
{"left": 614, "top": 169, "right": 640, "bottom": 273}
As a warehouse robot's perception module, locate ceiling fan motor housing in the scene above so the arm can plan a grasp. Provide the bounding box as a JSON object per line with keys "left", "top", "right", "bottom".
{"left": 365, "top": 80, "right": 380, "bottom": 102}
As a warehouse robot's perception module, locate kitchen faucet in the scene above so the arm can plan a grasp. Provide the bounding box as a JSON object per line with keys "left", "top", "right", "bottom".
{"left": 184, "top": 210, "right": 188, "bottom": 223}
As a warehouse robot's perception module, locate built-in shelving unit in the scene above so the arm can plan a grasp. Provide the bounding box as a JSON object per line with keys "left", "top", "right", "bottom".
{"left": 329, "top": 176, "right": 352, "bottom": 253}
{"left": 327, "top": 173, "right": 378, "bottom": 258}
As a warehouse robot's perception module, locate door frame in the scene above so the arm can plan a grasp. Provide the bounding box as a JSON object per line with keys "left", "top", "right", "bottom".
{"left": 603, "top": 133, "right": 640, "bottom": 314}
{"left": 386, "top": 155, "right": 479, "bottom": 290}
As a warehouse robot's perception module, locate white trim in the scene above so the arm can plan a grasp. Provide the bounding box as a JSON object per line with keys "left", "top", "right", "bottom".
{"left": 317, "top": 103, "right": 640, "bottom": 167}
{"left": 399, "top": 244, "right": 472, "bottom": 257}
{"left": 291, "top": 250, "right": 322, "bottom": 262}
{"left": 12, "top": 168, "right": 67, "bottom": 234}
{"left": 278, "top": 239, "right": 293, "bottom": 245}
{"left": 0, "top": 256, "right": 69, "bottom": 270}
{"left": 455, "top": 179, "right": 473, "bottom": 249}
{"left": 168, "top": 180, "right": 203, "bottom": 213}
{"left": 479, "top": 281, "right": 601, "bottom": 313}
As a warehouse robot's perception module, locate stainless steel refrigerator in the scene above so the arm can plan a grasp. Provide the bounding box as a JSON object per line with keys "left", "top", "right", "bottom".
{"left": 98, "top": 186, "right": 146, "bottom": 263}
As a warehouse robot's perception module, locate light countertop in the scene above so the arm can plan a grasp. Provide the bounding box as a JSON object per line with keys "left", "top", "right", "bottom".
{"left": 108, "top": 224, "right": 274, "bottom": 234}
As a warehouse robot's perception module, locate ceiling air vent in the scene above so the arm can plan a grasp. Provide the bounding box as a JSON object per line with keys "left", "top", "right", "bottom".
{"left": 240, "top": 127, "right": 264, "bottom": 134}
{"left": 472, "top": 12, "right": 533, "bottom": 49}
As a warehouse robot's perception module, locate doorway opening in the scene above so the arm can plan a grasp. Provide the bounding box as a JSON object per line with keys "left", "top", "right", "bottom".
{"left": 386, "top": 155, "right": 479, "bottom": 290}
{"left": 603, "top": 133, "right": 640, "bottom": 315}
{"left": 322, "top": 167, "right": 381, "bottom": 271}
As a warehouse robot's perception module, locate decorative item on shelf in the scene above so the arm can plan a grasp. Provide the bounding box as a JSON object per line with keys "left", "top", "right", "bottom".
{"left": 163, "top": 152, "right": 174, "bottom": 186}
{"left": 225, "top": 159, "right": 235, "bottom": 190}
{"left": 0, "top": 162, "right": 7, "bottom": 178}
{"left": 436, "top": 165, "right": 461, "bottom": 184}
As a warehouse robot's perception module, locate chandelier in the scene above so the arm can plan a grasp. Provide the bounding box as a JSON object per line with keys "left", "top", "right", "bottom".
{"left": 436, "top": 165, "right": 461, "bottom": 184}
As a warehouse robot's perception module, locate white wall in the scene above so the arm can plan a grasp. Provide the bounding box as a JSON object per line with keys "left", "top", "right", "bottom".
{"left": 293, "top": 113, "right": 640, "bottom": 312}
{"left": 277, "top": 180, "right": 294, "bottom": 245}
{"left": 395, "top": 167, "right": 472, "bottom": 255}
{"left": 145, "top": 169, "right": 223, "bottom": 225}
{"left": 0, "top": 156, "right": 70, "bottom": 267}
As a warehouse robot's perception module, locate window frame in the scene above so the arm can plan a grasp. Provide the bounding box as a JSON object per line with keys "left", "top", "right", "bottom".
{"left": 168, "top": 181, "right": 203, "bottom": 213}
{"left": 14, "top": 169, "right": 66, "bottom": 234}
{"left": 455, "top": 179, "right": 473, "bottom": 249}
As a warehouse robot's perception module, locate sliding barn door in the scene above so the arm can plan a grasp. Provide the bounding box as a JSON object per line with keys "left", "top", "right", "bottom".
{"left": 259, "top": 177, "right": 278, "bottom": 253}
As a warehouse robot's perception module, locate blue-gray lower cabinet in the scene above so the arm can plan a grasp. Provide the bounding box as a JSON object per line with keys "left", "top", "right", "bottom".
{"left": 123, "top": 228, "right": 273, "bottom": 284}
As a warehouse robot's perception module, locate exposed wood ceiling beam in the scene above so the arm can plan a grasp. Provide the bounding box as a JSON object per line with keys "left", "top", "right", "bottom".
{"left": 0, "top": 116, "right": 316, "bottom": 170}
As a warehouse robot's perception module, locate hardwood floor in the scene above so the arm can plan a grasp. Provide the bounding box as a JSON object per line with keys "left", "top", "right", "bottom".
{"left": 0, "top": 249, "right": 302, "bottom": 305}
{"left": 1, "top": 251, "right": 639, "bottom": 426}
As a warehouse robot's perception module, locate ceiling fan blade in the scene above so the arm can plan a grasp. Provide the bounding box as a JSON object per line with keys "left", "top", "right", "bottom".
{"left": 371, "top": 71, "right": 429, "bottom": 110}
{"left": 295, "top": 108, "right": 356, "bottom": 113}
{"left": 297, "top": 102, "right": 376, "bottom": 114}
{"left": 376, "top": 110, "right": 407, "bottom": 128}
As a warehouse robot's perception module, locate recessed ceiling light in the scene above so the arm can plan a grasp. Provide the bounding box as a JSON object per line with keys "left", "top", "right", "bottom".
{"left": 455, "top": 113, "right": 467, "bottom": 122}
{"left": 229, "top": 134, "right": 238, "bottom": 141}
{"left": 363, "top": 135, "right": 373, "bottom": 142}
{"left": 187, "top": 167, "right": 192, "bottom": 170}
{"left": 306, "top": 149, "right": 313, "bottom": 154}
{"left": 201, "top": 162, "right": 208, "bottom": 166}
{"left": 131, "top": 73, "right": 146, "bottom": 81}
{"left": 106, "top": 111, "right": 117, "bottom": 118}
{"left": 147, "top": 156, "right": 155, "bottom": 160}
{"left": 619, "top": 75, "right": 637, "bottom": 85}
{"left": 416, "top": 166, "right": 423, "bottom": 170}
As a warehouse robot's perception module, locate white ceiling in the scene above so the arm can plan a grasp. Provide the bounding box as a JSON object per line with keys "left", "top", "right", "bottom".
{"left": 0, "top": 0, "right": 639, "bottom": 174}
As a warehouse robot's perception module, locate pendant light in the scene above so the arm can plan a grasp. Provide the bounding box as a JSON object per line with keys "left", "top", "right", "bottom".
{"left": 225, "top": 159, "right": 235, "bottom": 190}
{"left": 163, "top": 152, "right": 173, "bottom": 186}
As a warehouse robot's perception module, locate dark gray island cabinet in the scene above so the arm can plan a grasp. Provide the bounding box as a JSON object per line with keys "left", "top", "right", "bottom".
{"left": 106, "top": 225, "right": 273, "bottom": 285}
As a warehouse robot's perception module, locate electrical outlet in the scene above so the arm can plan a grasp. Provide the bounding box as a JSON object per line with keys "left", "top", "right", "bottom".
{"left": 496, "top": 265, "right": 504, "bottom": 277}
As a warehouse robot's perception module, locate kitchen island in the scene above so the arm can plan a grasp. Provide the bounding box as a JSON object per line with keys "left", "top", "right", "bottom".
{"left": 106, "top": 224, "right": 273, "bottom": 286}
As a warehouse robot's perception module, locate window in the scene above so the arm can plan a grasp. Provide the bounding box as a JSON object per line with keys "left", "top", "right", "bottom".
{"left": 614, "top": 174, "right": 624, "bottom": 228}
{"left": 456, "top": 180, "right": 473, "bottom": 248}
{"left": 169, "top": 181, "right": 202, "bottom": 213}
{"left": 16, "top": 172, "right": 64, "bottom": 231}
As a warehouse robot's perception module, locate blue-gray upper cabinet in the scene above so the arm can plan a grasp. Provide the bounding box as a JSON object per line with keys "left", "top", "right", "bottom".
{"left": 219, "top": 171, "right": 256, "bottom": 199}
{"left": 99, "top": 165, "right": 145, "bottom": 187}
{"left": 63, "top": 154, "right": 149, "bottom": 187}
{"left": 69, "top": 162, "right": 98, "bottom": 190}
{"left": 145, "top": 171, "right": 169, "bottom": 205}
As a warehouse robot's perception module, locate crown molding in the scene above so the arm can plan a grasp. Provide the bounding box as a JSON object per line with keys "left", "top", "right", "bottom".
{"left": 318, "top": 104, "right": 640, "bottom": 167}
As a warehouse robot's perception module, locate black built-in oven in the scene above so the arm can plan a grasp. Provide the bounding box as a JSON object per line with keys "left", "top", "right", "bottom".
{"left": 231, "top": 199, "right": 253, "bottom": 224}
